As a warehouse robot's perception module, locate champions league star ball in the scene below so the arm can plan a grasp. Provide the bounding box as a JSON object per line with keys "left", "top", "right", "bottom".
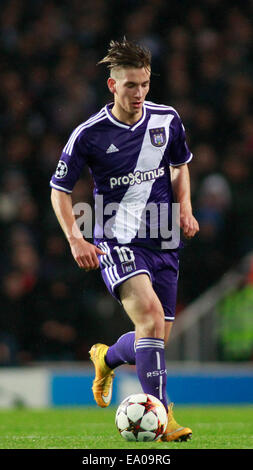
{"left": 115, "top": 393, "right": 168, "bottom": 442}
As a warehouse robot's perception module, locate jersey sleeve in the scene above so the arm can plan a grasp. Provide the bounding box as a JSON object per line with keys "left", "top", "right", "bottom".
{"left": 50, "top": 131, "right": 88, "bottom": 194}
{"left": 169, "top": 113, "right": 193, "bottom": 166}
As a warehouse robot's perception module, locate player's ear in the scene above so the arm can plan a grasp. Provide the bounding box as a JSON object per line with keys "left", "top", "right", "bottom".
{"left": 107, "top": 77, "right": 116, "bottom": 94}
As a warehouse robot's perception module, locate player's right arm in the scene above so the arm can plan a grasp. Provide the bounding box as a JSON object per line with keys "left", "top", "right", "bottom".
{"left": 51, "top": 188, "right": 105, "bottom": 270}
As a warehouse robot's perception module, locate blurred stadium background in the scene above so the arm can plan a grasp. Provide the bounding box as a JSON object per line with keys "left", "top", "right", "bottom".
{"left": 0, "top": 0, "right": 252, "bottom": 408}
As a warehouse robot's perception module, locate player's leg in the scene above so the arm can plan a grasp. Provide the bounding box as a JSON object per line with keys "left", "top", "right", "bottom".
{"left": 90, "top": 243, "right": 172, "bottom": 412}
{"left": 105, "top": 298, "right": 173, "bottom": 370}
{"left": 164, "top": 321, "right": 173, "bottom": 345}
{"left": 152, "top": 261, "right": 192, "bottom": 442}
{"left": 90, "top": 302, "right": 172, "bottom": 409}
{"left": 158, "top": 321, "right": 192, "bottom": 442}
{"left": 90, "top": 272, "right": 168, "bottom": 409}
{"left": 105, "top": 274, "right": 168, "bottom": 368}
{"left": 119, "top": 273, "right": 165, "bottom": 340}
{"left": 105, "top": 331, "right": 136, "bottom": 367}
{"left": 102, "top": 273, "right": 166, "bottom": 366}
{"left": 89, "top": 242, "right": 173, "bottom": 409}
{"left": 117, "top": 273, "right": 169, "bottom": 410}
{"left": 89, "top": 242, "right": 150, "bottom": 408}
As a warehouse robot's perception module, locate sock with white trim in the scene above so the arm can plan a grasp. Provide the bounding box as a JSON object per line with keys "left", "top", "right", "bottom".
{"left": 135, "top": 337, "right": 168, "bottom": 410}
{"left": 105, "top": 331, "right": 136, "bottom": 368}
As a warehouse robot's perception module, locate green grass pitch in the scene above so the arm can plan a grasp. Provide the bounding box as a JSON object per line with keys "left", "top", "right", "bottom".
{"left": 0, "top": 406, "right": 252, "bottom": 449}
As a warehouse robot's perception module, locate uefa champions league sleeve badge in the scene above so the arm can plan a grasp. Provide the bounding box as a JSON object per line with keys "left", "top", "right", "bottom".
{"left": 149, "top": 127, "right": 166, "bottom": 147}
{"left": 55, "top": 160, "right": 68, "bottom": 179}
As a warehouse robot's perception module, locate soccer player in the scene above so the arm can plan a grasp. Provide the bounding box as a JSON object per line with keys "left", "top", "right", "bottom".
{"left": 50, "top": 39, "right": 199, "bottom": 442}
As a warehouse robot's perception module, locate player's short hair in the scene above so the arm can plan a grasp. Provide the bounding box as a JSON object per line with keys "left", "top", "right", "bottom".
{"left": 97, "top": 38, "right": 151, "bottom": 73}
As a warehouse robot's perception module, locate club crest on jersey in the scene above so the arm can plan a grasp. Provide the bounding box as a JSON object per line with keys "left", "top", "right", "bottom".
{"left": 149, "top": 127, "right": 166, "bottom": 147}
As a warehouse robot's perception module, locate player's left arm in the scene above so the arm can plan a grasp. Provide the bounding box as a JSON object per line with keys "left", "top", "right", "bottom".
{"left": 170, "top": 164, "right": 199, "bottom": 239}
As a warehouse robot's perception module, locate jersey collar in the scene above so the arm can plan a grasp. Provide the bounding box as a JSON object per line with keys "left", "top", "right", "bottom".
{"left": 105, "top": 103, "right": 146, "bottom": 131}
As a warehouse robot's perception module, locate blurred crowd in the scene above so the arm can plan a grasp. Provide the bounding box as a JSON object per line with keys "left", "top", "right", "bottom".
{"left": 0, "top": 0, "right": 252, "bottom": 364}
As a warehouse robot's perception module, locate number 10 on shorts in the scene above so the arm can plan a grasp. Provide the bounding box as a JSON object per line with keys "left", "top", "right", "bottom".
{"left": 114, "top": 246, "right": 136, "bottom": 274}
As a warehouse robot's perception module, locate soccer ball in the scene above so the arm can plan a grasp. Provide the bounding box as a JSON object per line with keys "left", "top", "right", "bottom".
{"left": 115, "top": 393, "right": 168, "bottom": 442}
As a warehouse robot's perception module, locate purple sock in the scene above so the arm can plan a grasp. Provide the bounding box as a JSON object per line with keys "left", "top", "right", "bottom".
{"left": 135, "top": 337, "right": 168, "bottom": 410}
{"left": 105, "top": 331, "right": 136, "bottom": 368}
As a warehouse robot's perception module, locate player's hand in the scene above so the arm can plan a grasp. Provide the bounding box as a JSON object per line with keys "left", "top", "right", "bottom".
{"left": 180, "top": 206, "right": 199, "bottom": 239}
{"left": 69, "top": 238, "right": 106, "bottom": 271}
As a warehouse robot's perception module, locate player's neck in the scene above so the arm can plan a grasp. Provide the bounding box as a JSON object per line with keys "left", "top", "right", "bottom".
{"left": 111, "top": 103, "right": 143, "bottom": 126}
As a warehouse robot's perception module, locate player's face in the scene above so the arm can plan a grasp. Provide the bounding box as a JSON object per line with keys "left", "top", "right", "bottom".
{"left": 108, "top": 67, "right": 150, "bottom": 122}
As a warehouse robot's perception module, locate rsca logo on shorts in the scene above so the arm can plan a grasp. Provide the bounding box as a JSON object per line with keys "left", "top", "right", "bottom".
{"left": 55, "top": 160, "right": 68, "bottom": 179}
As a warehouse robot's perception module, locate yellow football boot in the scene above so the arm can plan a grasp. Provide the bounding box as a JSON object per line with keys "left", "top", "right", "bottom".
{"left": 89, "top": 343, "right": 115, "bottom": 408}
{"left": 160, "top": 403, "right": 192, "bottom": 442}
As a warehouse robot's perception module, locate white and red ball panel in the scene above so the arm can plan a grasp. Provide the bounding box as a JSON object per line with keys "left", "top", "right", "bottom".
{"left": 115, "top": 393, "right": 168, "bottom": 442}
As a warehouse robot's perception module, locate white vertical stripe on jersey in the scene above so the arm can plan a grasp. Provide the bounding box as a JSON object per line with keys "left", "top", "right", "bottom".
{"left": 112, "top": 113, "right": 174, "bottom": 244}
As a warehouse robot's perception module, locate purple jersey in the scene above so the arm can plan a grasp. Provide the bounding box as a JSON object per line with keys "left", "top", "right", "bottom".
{"left": 50, "top": 100, "right": 193, "bottom": 250}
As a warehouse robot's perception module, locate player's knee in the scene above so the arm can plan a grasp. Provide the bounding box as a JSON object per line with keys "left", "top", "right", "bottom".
{"left": 136, "top": 299, "right": 164, "bottom": 338}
